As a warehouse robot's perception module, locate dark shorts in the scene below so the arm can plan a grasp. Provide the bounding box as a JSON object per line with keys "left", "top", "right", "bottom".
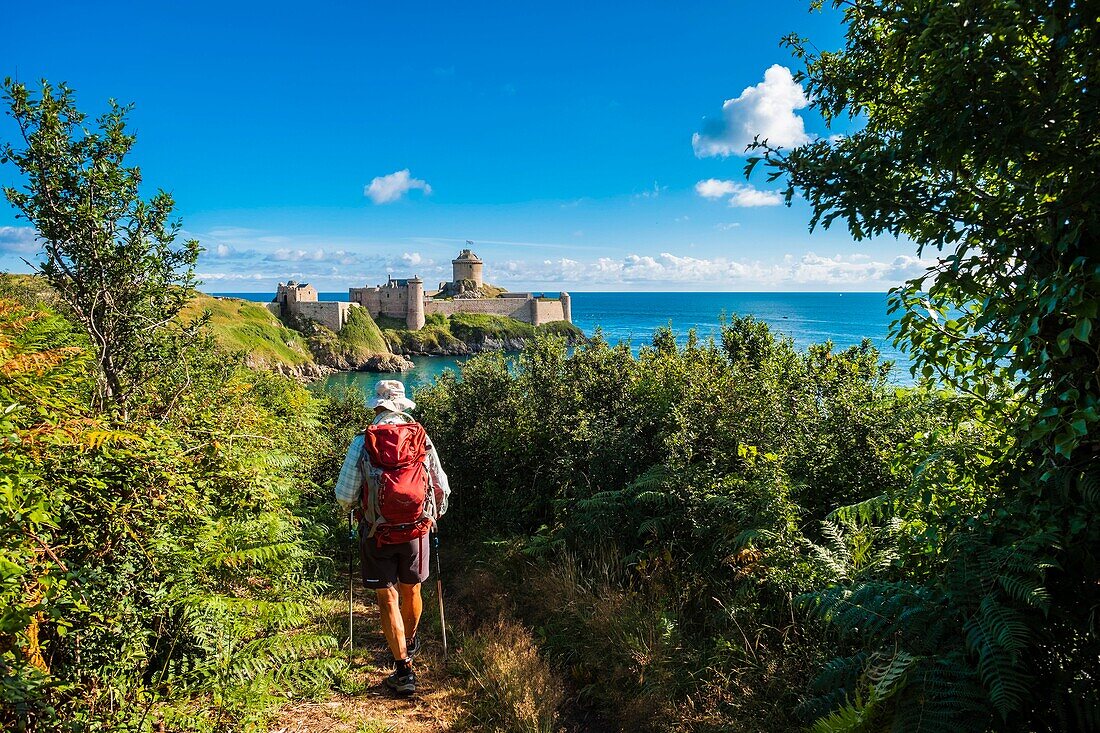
{"left": 359, "top": 528, "right": 430, "bottom": 590}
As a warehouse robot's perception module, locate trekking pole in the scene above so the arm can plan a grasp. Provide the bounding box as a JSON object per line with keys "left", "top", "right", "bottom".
{"left": 348, "top": 513, "right": 355, "bottom": 653}
{"left": 433, "top": 530, "right": 448, "bottom": 659}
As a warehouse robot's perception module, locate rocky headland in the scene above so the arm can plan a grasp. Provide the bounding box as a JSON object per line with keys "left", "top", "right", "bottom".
{"left": 190, "top": 293, "right": 585, "bottom": 382}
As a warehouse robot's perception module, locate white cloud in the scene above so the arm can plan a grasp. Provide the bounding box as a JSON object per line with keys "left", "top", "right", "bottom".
{"left": 728, "top": 186, "right": 783, "bottom": 208}
{"left": 693, "top": 64, "right": 811, "bottom": 157}
{"left": 784, "top": 252, "right": 933, "bottom": 285}
{"left": 0, "top": 226, "right": 40, "bottom": 255}
{"left": 206, "top": 226, "right": 261, "bottom": 239}
{"left": 402, "top": 252, "right": 423, "bottom": 265}
{"left": 695, "top": 179, "right": 738, "bottom": 199}
{"left": 695, "top": 179, "right": 783, "bottom": 207}
{"left": 196, "top": 271, "right": 269, "bottom": 281}
{"left": 516, "top": 253, "right": 757, "bottom": 284}
{"left": 268, "top": 248, "right": 325, "bottom": 262}
{"left": 364, "top": 169, "right": 433, "bottom": 204}
{"left": 501, "top": 251, "right": 935, "bottom": 289}
{"left": 266, "top": 248, "right": 360, "bottom": 265}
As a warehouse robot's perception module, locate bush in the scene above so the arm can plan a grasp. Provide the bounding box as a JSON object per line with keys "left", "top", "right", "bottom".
{"left": 413, "top": 320, "right": 945, "bottom": 728}
{"left": 0, "top": 297, "right": 346, "bottom": 731}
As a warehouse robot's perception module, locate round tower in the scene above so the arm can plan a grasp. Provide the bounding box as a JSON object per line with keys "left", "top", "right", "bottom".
{"left": 559, "top": 292, "right": 572, "bottom": 323}
{"left": 406, "top": 276, "right": 425, "bottom": 330}
{"left": 451, "top": 249, "right": 484, "bottom": 288}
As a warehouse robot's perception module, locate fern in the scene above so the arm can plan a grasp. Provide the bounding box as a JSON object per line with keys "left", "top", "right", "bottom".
{"left": 810, "top": 698, "right": 875, "bottom": 733}
{"left": 962, "top": 597, "right": 1029, "bottom": 718}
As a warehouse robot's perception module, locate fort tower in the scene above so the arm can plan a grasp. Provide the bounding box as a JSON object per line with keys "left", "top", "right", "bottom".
{"left": 406, "top": 276, "right": 425, "bottom": 330}
{"left": 451, "top": 249, "right": 484, "bottom": 288}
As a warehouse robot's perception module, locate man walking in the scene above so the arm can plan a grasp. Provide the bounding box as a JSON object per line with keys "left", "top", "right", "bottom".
{"left": 335, "top": 380, "right": 450, "bottom": 695}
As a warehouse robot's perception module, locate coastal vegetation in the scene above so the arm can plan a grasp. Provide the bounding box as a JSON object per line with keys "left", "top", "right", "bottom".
{"left": 290, "top": 305, "right": 396, "bottom": 372}
{"left": 2, "top": 0, "right": 1097, "bottom": 730}
{"left": 378, "top": 311, "right": 584, "bottom": 356}
{"left": 180, "top": 294, "right": 314, "bottom": 370}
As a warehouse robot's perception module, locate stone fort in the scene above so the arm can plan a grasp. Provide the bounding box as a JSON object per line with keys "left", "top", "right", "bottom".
{"left": 272, "top": 249, "right": 571, "bottom": 332}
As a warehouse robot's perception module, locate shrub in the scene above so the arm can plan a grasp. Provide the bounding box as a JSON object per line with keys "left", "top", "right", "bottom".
{"left": 457, "top": 619, "right": 563, "bottom": 733}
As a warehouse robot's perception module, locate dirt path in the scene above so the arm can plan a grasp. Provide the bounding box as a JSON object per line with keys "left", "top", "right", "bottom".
{"left": 272, "top": 576, "right": 464, "bottom": 733}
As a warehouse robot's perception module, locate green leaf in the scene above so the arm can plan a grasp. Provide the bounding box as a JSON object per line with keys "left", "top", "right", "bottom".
{"left": 1073, "top": 318, "right": 1091, "bottom": 343}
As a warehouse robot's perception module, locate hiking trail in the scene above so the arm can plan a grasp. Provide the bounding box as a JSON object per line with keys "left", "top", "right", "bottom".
{"left": 273, "top": 575, "right": 463, "bottom": 733}
{"left": 273, "top": 570, "right": 612, "bottom": 733}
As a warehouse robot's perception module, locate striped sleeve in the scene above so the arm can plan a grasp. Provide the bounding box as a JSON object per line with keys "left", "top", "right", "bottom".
{"left": 334, "top": 434, "right": 365, "bottom": 513}
{"left": 424, "top": 433, "right": 450, "bottom": 518}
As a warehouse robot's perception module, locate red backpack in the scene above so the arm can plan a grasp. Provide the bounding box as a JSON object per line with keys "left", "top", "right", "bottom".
{"left": 360, "top": 421, "right": 433, "bottom": 545}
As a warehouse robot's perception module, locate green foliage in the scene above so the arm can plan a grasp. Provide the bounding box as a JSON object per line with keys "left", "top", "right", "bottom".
{"left": 416, "top": 322, "right": 941, "bottom": 729}
{"left": 296, "top": 306, "right": 390, "bottom": 367}
{"left": 449, "top": 312, "right": 535, "bottom": 341}
{"left": 336, "top": 306, "right": 387, "bottom": 355}
{"left": 757, "top": 0, "right": 1099, "bottom": 463}
{"left": 380, "top": 311, "right": 581, "bottom": 354}
{"left": 748, "top": 1, "right": 1100, "bottom": 729}
{"left": 0, "top": 297, "right": 343, "bottom": 731}
{"left": 1, "top": 80, "right": 202, "bottom": 415}
{"left": 181, "top": 293, "right": 314, "bottom": 368}
{"left": 383, "top": 321, "right": 465, "bottom": 353}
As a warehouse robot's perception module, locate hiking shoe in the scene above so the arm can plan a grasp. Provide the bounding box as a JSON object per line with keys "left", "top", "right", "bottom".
{"left": 405, "top": 634, "right": 421, "bottom": 659}
{"left": 383, "top": 667, "right": 416, "bottom": 696}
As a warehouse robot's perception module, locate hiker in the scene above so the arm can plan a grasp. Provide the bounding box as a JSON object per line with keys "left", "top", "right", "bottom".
{"left": 335, "top": 379, "right": 450, "bottom": 695}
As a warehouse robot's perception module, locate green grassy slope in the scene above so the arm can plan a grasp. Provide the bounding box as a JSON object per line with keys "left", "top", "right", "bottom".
{"left": 302, "top": 305, "right": 392, "bottom": 366}
{"left": 182, "top": 294, "right": 314, "bottom": 367}
{"left": 336, "top": 306, "right": 388, "bottom": 356}
{"left": 0, "top": 273, "right": 80, "bottom": 317}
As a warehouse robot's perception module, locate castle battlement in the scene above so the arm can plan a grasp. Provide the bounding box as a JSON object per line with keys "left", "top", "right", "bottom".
{"left": 348, "top": 249, "right": 570, "bottom": 330}
{"left": 274, "top": 249, "right": 570, "bottom": 333}
{"left": 272, "top": 280, "right": 357, "bottom": 332}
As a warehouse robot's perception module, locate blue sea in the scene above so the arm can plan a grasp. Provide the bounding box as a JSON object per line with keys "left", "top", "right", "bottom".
{"left": 212, "top": 291, "right": 911, "bottom": 394}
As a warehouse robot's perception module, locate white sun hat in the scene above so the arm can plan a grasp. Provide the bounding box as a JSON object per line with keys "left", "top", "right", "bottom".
{"left": 369, "top": 379, "right": 416, "bottom": 413}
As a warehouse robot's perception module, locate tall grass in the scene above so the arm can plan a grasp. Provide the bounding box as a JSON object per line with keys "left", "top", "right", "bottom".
{"left": 457, "top": 620, "right": 564, "bottom": 733}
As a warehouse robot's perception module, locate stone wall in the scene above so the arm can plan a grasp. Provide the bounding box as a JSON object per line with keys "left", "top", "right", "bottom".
{"left": 425, "top": 297, "right": 535, "bottom": 321}
{"left": 350, "top": 286, "right": 410, "bottom": 321}
{"left": 532, "top": 299, "right": 566, "bottom": 326}
{"left": 424, "top": 297, "right": 569, "bottom": 326}
{"left": 348, "top": 282, "right": 572, "bottom": 330}
{"left": 292, "top": 301, "right": 356, "bottom": 332}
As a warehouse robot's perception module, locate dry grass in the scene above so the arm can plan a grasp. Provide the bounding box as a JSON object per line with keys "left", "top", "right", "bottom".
{"left": 455, "top": 619, "right": 564, "bottom": 733}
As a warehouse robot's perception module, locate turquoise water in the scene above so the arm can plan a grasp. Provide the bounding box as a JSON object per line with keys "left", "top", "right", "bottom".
{"left": 316, "top": 356, "right": 470, "bottom": 397}
{"left": 213, "top": 291, "right": 911, "bottom": 395}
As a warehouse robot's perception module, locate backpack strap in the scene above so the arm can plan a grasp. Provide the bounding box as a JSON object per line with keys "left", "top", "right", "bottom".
{"left": 358, "top": 436, "right": 382, "bottom": 538}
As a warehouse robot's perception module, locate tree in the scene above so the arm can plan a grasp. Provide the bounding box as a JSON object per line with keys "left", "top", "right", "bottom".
{"left": 1, "top": 80, "right": 201, "bottom": 415}
{"left": 753, "top": 1, "right": 1098, "bottom": 728}
{"left": 754, "top": 0, "right": 1098, "bottom": 463}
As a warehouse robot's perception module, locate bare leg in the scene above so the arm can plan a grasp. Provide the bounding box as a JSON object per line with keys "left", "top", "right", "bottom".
{"left": 397, "top": 582, "right": 423, "bottom": 641}
{"left": 375, "top": 586, "right": 408, "bottom": 661}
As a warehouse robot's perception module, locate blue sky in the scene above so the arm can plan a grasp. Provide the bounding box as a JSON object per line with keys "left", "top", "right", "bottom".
{"left": 0, "top": 1, "right": 927, "bottom": 292}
